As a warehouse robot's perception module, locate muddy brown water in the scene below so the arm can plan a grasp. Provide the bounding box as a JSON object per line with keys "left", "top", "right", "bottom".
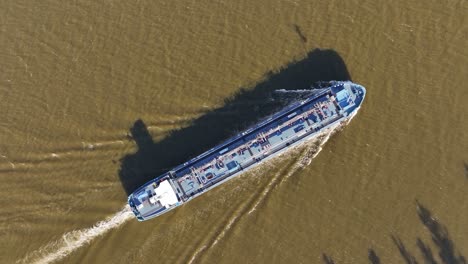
{"left": 1, "top": 0, "right": 467, "bottom": 263}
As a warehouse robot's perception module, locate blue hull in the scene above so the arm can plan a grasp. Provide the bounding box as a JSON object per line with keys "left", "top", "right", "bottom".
{"left": 128, "top": 81, "right": 366, "bottom": 221}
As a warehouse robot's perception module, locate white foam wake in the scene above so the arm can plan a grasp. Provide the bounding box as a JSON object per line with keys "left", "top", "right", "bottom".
{"left": 187, "top": 126, "right": 340, "bottom": 264}
{"left": 246, "top": 147, "right": 310, "bottom": 215}
{"left": 19, "top": 205, "right": 133, "bottom": 264}
{"left": 248, "top": 122, "right": 342, "bottom": 215}
{"left": 186, "top": 122, "right": 349, "bottom": 262}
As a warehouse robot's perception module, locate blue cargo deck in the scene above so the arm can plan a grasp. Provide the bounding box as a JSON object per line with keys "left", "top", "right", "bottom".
{"left": 128, "top": 81, "right": 366, "bottom": 221}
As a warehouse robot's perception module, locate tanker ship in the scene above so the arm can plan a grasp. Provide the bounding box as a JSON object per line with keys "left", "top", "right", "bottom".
{"left": 128, "top": 81, "right": 366, "bottom": 221}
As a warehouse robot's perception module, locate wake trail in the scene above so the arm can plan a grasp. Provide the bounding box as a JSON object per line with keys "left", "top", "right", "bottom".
{"left": 248, "top": 123, "right": 342, "bottom": 215}
{"left": 246, "top": 162, "right": 293, "bottom": 215}
{"left": 278, "top": 126, "right": 337, "bottom": 185}
{"left": 19, "top": 205, "right": 133, "bottom": 264}
{"left": 188, "top": 126, "right": 341, "bottom": 263}
{"left": 208, "top": 158, "right": 292, "bottom": 247}
{"left": 187, "top": 167, "right": 287, "bottom": 264}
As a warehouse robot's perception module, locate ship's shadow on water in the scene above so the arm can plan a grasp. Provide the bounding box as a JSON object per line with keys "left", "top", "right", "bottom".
{"left": 118, "top": 48, "right": 352, "bottom": 196}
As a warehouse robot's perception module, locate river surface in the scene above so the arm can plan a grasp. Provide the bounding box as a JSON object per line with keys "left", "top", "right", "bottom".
{"left": 1, "top": 0, "right": 467, "bottom": 263}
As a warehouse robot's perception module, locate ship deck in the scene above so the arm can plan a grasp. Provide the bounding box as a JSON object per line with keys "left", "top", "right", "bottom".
{"left": 129, "top": 82, "right": 366, "bottom": 220}
{"left": 173, "top": 82, "right": 360, "bottom": 200}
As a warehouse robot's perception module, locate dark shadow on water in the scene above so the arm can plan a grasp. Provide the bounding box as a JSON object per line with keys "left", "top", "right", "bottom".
{"left": 118, "top": 48, "right": 352, "bottom": 195}
{"left": 322, "top": 254, "right": 336, "bottom": 264}
{"left": 322, "top": 201, "right": 466, "bottom": 264}
{"left": 368, "top": 249, "right": 381, "bottom": 264}
{"left": 415, "top": 200, "right": 466, "bottom": 264}
{"left": 391, "top": 235, "right": 418, "bottom": 264}
{"left": 463, "top": 162, "right": 468, "bottom": 179}
{"left": 416, "top": 237, "right": 437, "bottom": 264}
{"left": 293, "top": 24, "right": 308, "bottom": 44}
